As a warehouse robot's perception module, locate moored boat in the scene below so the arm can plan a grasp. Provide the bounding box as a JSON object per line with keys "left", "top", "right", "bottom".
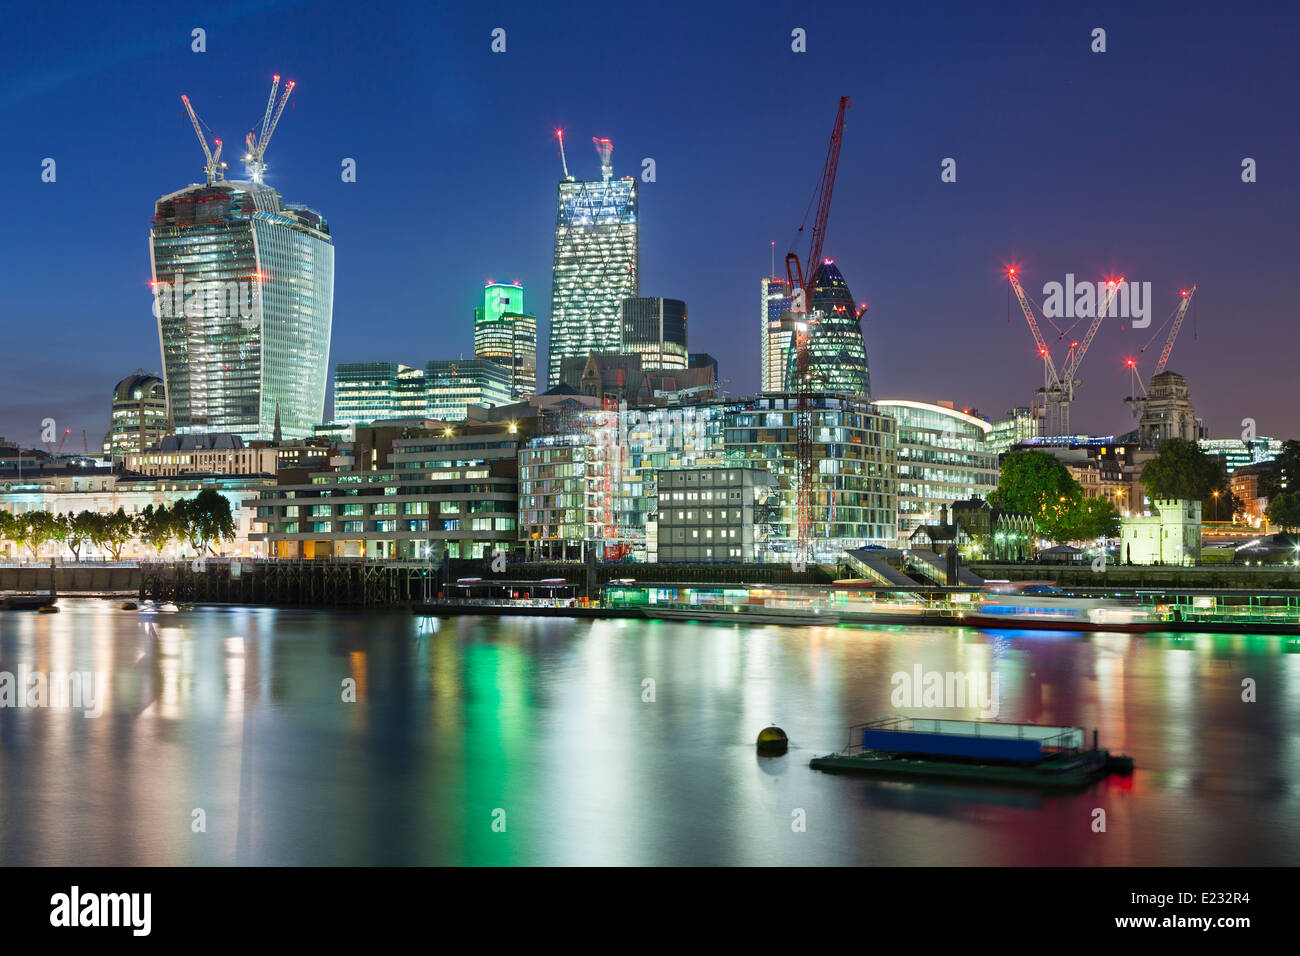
{"left": 811, "top": 716, "right": 1133, "bottom": 790}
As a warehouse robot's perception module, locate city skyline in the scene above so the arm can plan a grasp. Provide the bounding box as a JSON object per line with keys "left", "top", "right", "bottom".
{"left": 3, "top": 1, "right": 1298, "bottom": 446}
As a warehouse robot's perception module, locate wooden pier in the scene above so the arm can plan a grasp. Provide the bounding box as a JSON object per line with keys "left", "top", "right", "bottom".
{"left": 139, "top": 559, "right": 431, "bottom": 607}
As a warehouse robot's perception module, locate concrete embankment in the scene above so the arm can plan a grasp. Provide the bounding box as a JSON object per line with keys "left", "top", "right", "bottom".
{"left": 0, "top": 564, "right": 139, "bottom": 594}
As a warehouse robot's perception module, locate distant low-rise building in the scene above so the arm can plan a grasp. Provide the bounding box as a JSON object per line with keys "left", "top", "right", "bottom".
{"left": 1199, "top": 437, "right": 1283, "bottom": 474}
{"left": 0, "top": 465, "right": 270, "bottom": 560}
{"left": 1229, "top": 461, "right": 1271, "bottom": 527}
{"left": 949, "top": 498, "right": 1036, "bottom": 562}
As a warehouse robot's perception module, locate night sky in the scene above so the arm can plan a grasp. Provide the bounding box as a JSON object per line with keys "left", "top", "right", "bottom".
{"left": 3, "top": 0, "right": 1297, "bottom": 448}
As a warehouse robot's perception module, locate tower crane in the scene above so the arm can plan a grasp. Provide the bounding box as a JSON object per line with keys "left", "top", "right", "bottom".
{"left": 785, "top": 95, "right": 850, "bottom": 567}
{"left": 1006, "top": 267, "right": 1123, "bottom": 436}
{"left": 1124, "top": 283, "right": 1197, "bottom": 417}
{"left": 243, "top": 74, "right": 296, "bottom": 184}
{"left": 181, "top": 95, "right": 226, "bottom": 185}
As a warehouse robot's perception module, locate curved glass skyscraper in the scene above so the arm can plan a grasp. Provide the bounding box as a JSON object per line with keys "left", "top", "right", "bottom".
{"left": 785, "top": 259, "right": 870, "bottom": 398}
{"left": 151, "top": 180, "right": 334, "bottom": 441}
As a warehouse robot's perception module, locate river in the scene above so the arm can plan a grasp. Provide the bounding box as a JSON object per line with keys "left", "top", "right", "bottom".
{"left": 0, "top": 598, "right": 1296, "bottom": 865}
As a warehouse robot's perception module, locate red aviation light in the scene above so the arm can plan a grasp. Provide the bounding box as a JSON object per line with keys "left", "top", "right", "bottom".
{"left": 1180, "top": 289, "right": 1188, "bottom": 297}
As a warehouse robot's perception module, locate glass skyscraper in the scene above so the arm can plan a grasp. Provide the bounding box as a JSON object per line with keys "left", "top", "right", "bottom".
{"left": 620, "top": 296, "right": 687, "bottom": 371}
{"left": 151, "top": 180, "right": 334, "bottom": 441}
{"left": 783, "top": 260, "right": 870, "bottom": 398}
{"left": 760, "top": 276, "right": 792, "bottom": 392}
{"left": 547, "top": 159, "right": 639, "bottom": 387}
{"left": 473, "top": 282, "right": 537, "bottom": 399}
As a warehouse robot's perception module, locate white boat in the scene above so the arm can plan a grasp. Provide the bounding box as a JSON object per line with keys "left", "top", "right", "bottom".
{"left": 969, "top": 582, "right": 1152, "bottom": 627}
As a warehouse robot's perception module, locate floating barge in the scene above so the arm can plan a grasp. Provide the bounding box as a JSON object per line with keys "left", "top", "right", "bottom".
{"left": 810, "top": 717, "right": 1133, "bottom": 790}
{"left": 0, "top": 590, "right": 58, "bottom": 611}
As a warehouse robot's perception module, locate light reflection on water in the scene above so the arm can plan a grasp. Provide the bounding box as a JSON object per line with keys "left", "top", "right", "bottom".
{"left": 0, "top": 600, "right": 1297, "bottom": 865}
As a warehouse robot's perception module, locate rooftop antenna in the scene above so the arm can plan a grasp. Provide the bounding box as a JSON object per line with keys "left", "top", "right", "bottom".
{"left": 592, "top": 137, "right": 613, "bottom": 181}
{"left": 181, "top": 95, "right": 226, "bottom": 184}
{"left": 243, "top": 74, "right": 296, "bottom": 184}
{"left": 770, "top": 240, "right": 776, "bottom": 280}
{"left": 555, "top": 129, "right": 571, "bottom": 180}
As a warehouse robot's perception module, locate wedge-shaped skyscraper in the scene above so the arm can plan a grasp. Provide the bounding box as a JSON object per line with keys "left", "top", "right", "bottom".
{"left": 153, "top": 79, "right": 334, "bottom": 441}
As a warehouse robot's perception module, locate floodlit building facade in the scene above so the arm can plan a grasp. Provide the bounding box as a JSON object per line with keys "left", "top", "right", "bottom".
{"left": 151, "top": 180, "right": 334, "bottom": 441}
{"left": 474, "top": 282, "right": 537, "bottom": 400}
{"left": 0, "top": 467, "right": 270, "bottom": 560}
{"left": 547, "top": 148, "right": 639, "bottom": 387}
{"left": 875, "top": 400, "right": 997, "bottom": 546}
{"left": 1120, "top": 498, "right": 1202, "bottom": 565}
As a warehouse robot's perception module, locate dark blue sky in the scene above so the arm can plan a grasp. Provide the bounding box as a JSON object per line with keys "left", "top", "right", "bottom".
{"left": 3, "top": 0, "right": 1297, "bottom": 448}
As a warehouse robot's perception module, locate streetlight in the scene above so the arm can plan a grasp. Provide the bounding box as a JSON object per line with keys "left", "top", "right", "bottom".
{"left": 1212, "top": 490, "right": 1220, "bottom": 522}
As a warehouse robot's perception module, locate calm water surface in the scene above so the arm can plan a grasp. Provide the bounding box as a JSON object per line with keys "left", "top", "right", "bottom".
{"left": 1, "top": 599, "right": 1297, "bottom": 865}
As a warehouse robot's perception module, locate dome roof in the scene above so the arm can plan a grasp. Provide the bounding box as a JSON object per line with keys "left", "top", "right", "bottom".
{"left": 113, "top": 371, "right": 164, "bottom": 402}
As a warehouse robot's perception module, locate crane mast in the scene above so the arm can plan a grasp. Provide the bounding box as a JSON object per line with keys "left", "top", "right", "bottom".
{"left": 1154, "top": 283, "right": 1197, "bottom": 375}
{"left": 243, "top": 74, "right": 296, "bottom": 184}
{"left": 181, "top": 95, "right": 225, "bottom": 184}
{"left": 785, "top": 96, "right": 850, "bottom": 568}
{"left": 1125, "top": 283, "right": 1198, "bottom": 417}
{"left": 1006, "top": 268, "right": 1122, "bottom": 436}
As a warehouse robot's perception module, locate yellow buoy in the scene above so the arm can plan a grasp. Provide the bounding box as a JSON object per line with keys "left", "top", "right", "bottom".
{"left": 756, "top": 726, "right": 788, "bottom": 756}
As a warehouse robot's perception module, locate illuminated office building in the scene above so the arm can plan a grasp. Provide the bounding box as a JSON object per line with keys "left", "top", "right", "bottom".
{"left": 620, "top": 297, "right": 688, "bottom": 371}
{"left": 760, "top": 276, "right": 793, "bottom": 392}
{"left": 473, "top": 281, "right": 537, "bottom": 400}
{"left": 547, "top": 140, "right": 639, "bottom": 387}
{"left": 724, "top": 394, "right": 896, "bottom": 558}
{"left": 333, "top": 360, "right": 512, "bottom": 425}
{"left": 875, "top": 399, "right": 997, "bottom": 546}
{"left": 424, "top": 360, "right": 513, "bottom": 422}
{"left": 105, "top": 370, "right": 169, "bottom": 458}
{"left": 151, "top": 180, "right": 334, "bottom": 440}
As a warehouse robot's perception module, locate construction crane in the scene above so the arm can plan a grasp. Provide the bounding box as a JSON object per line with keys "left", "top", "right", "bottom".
{"left": 1006, "top": 267, "right": 1123, "bottom": 436}
{"left": 181, "top": 95, "right": 226, "bottom": 185}
{"left": 243, "top": 74, "right": 296, "bottom": 184}
{"left": 785, "top": 95, "right": 851, "bottom": 567}
{"left": 1124, "top": 283, "right": 1198, "bottom": 416}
